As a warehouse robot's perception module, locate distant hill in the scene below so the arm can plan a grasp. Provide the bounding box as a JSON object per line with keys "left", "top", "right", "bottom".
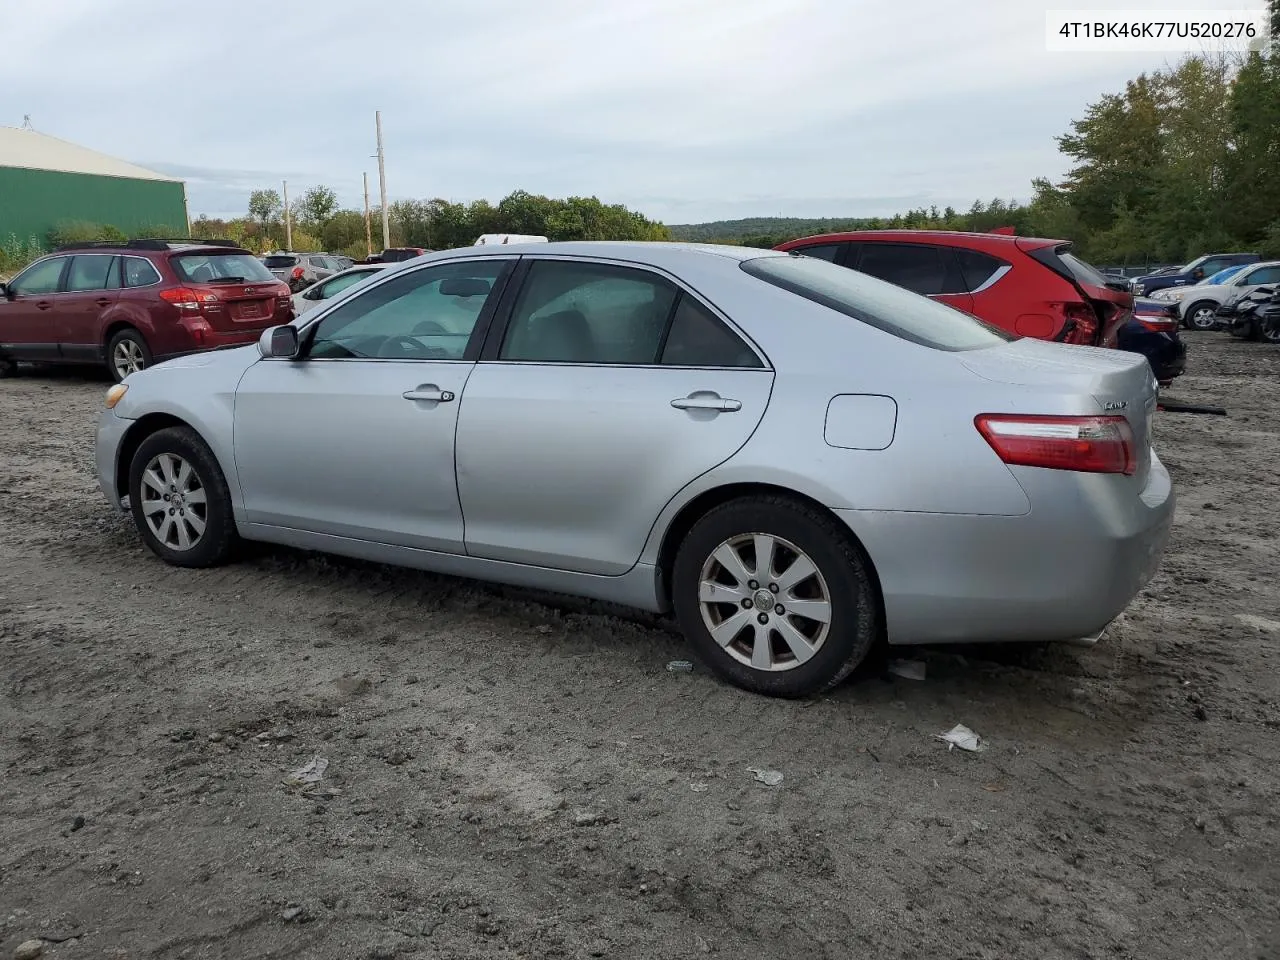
{"left": 667, "top": 217, "right": 876, "bottom": 244}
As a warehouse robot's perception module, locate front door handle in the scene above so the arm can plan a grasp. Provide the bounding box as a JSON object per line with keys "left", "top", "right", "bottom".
{"left": 671, "top": 392, "right": 741, "bottom": 413}
{"left": 36, "top": 301, "right": 52, "bottom": 311}
{"left": 95, "top": 298, "right": 112, "bottom": 307}
{"left": 403, "top": 385, "right": 455, "bottom": 403}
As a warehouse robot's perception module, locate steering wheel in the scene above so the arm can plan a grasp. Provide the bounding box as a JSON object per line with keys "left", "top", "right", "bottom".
{"left": 412, "top": 320, "right": 447, "bottom": 335}
{"left": 378, "top": 335, "right": 425, "bottom": 359}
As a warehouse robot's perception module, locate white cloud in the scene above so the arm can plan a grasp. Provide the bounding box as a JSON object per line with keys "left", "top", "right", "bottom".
{"left": 0, "top": 0, "right": 1265, "bottom": 223}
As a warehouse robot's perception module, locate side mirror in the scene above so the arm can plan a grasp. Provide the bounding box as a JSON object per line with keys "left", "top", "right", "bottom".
{"left": 0, "top": 283, "right": 8, "bottom": 300}
{"left": 303, "top": 286, "right": 322, "bottom": 301}
{"left": 258, "top": 325, "right": 300, "bottom": 359}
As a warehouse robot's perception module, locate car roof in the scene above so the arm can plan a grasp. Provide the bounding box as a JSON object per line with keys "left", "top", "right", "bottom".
{"left": 778, "top": 229, "right": 1066, "bottom": 251}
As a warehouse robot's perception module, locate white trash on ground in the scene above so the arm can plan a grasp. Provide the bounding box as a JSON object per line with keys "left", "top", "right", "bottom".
{"left": 888, "top": 659, "right": 927, "bottom": 681}
{"left": 935, "top": 724, "right": 986, "bottom": 752}
{"left": 666, "top": 660, "right": 694, "bottom": 672}
{"left": 747, "top": 767, "right": 784, "bottom": 786}
{"left": 282, "top": 756, "right": 329, "bottom": 787}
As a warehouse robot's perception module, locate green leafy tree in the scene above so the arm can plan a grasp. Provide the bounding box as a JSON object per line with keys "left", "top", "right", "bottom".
{"left": 299, "top": 186, "right": 338, "bottom": 230}
{"left": 248, "top": 189, "right": 282, "bottom": 238}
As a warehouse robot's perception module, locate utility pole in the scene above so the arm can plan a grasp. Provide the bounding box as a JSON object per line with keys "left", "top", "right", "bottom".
{"left": 363, "top": 172, "right": 373, "bottom": 258}
{"left": 282, "top": 179, "right": 292, "bottom": 252}
{"left": 375, "top": 110, "right": 390, "bottom": 250}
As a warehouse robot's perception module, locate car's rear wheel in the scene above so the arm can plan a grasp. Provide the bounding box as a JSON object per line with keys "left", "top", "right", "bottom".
{"left": 108, "top": 328, "right": 152, "bottom": 382}
{"left": 128, "top": 426, "right": 238, "bottom": 568}
{"left": 1185, "top": 301, "right": 1218, "bottom": 331}
{"left": 1262, "top": 322, "right": 1280, "bottom": 345}
{"left": 672, "top": 496, "right": 879, "bottom": 697}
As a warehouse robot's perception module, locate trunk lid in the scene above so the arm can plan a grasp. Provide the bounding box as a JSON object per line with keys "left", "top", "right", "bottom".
{"left": 961, "top": 337, "right": 1158, "bottom": 483}
{"left": 1020, "top": 241, "right": 1133, "bottom": 347}
{"left": 192, "top": 281, "right": 289, "bottom": 330}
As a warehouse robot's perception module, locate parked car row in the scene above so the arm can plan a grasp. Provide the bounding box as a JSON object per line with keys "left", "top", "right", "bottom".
{"left": 1220, "top": 285, "right": 1280, "bottom": 343}
{"left": 1149, "top": 261, "right": 1280, "bottom": 330}
{"left": 93, "top": 240, "right": 1174, "bottom": 698}
{"left": 1129, "top": 252, "right": 1261, "bottom": 297}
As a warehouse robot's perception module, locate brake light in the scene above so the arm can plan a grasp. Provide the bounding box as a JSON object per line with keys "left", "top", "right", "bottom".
{"left": 1137, "top": 316, "right": 1179, "bottom": 333}
{"left": 291, "top": 267, "right": 304, "bottom": 280}
{"left": 975, "top": 414, "right": 1136, "bottom": 476}
{"left": 1059, "top": 303, "right": 1099, "bottom": 345}
{"left": 160, "top": 287, "right": 201, "bottom": 310}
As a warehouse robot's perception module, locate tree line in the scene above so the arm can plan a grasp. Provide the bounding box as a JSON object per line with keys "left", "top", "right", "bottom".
{"left": 190, "top": 188, "right": 671, "bottom": 258}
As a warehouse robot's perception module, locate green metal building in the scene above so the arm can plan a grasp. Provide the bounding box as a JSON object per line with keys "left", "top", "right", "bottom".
{"left": 0, "top": 126, "right": 188, "bottom": 245}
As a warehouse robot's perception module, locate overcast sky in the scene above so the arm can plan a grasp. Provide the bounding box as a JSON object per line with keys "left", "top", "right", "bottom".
{"left": 2, "top": 0, "right": 1264, "bottom": 224}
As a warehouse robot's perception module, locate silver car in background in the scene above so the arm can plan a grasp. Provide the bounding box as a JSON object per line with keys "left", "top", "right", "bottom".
{"left": 292, "top": 262, "right": 391, "bottom": 316}
{"left": 95, "top": 242, "right": 1174, "bottom": 697}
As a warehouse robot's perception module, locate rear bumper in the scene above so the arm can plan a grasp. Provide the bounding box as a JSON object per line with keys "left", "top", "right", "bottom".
{"left": 836, "top": 453, "right": 1175, "bottom": 645}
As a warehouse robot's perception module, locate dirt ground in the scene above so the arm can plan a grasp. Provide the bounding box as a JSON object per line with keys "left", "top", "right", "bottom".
{"left": 2, "top": 331, "right": 1278, "bottom": 960}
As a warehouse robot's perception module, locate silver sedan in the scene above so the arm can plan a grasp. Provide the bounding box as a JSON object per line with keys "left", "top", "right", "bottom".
{"left": 95, "top": 242, "right": 1174, "bottom": 697}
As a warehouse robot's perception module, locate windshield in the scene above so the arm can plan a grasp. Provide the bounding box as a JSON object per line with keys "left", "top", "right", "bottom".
{"left": 1207, "top": 265, "right": 1245, "bottom": 285}
{"left": 741, "top": 253, "right": 1014, "bottom": 351}
{"left": 1058, "top": 250, "right": 1112, "bottom": 289}
{"left": 263, "top": 255, "right": 300, "bottom": 268}
{"left": 173, "top": 252, "right": 276, "bottom": 284}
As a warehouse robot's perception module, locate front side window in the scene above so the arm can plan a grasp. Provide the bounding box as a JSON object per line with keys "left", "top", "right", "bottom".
{"left": 793, "top": 243, "right": 842, "bottom": 262}
{"left": 1243, "top": 265, "right": 1280, "bottom": 286}
{"left": 308, "top": 259, "right": 506, "bottom": 361}
{"left": 319, "top": 270, "right": 379, "bottom": 299}
{"left": 499, "top": 261, "right": 679, "bottom": 364}
{"left": 855, "top": 242, "right": 965, "bottom": 296}
{"left": 10, "top": 257, "right": 67, "bottom": 295}
{"left": 67, "top": 255, "right": 116, "bottom": 292}
{"left": 123, "top": 257, "right": 162, "bottom": 288}
{"left": 741, "top": 253, "right": 1013, "bottom": 352}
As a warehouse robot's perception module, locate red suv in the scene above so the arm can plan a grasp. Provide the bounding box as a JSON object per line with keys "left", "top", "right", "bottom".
{"left": 774, "top": 231, "right": 1132, "bottom": 347}
{"left": 0, "top": 239, "right": 293, "bottom": 382}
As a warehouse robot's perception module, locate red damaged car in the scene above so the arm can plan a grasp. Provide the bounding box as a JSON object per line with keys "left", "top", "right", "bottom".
{"left": 774, "top": 230, "right": 1132, "bottom": 348}
{"left": 0, "top": 239, "right": 293, "bottom": 382}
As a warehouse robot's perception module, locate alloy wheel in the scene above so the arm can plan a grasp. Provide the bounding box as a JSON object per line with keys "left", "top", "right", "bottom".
{"left": 1188, "top": 306, "right": 1218, "bottom": 330}
{"left": 697, "top": 533, "right": 832, "bottom": 672}
{"left": 113, "top": 339, "right": 146, "bottom": 378}
{"left": 138, "top": 452, "right": 207, "bottom": 551}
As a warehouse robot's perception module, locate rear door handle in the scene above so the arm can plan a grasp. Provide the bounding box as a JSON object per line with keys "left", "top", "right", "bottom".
{"left": 403, "top": 386, "right": 455, "bottom": 403}
{"left": 671, "top": 392, "right": 741, "bottom": 413}
{"left": 95, "top": 298, "right": 112, "bottom": 307}
{"left": 36, "top": 301, "right": 52, "bottom": 311}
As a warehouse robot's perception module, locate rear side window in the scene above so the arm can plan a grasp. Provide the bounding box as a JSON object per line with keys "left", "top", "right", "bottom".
{"left": 854, "top": 242, "right": 966, "bottom": 296}
{"left": 67, "top": 255, "right": 115, "bottom": 292}
{"left": 123, "top": 257, "right": 162, "bottom": 288}
{"left": 955, "top": 249, "right": 1009, "bottom": 292}
{"left": 660, "top": 296, "right": 762, "bottom": 368}
{"left": 792, "top": 243, "right": 842, "bottom": 262}
{"left": 741, "top": 254, "right": 1014, "bottom": 351}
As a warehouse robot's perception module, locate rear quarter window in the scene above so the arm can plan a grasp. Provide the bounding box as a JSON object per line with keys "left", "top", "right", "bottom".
{"left": 740, "top": 253, "right": 1013, "bottom": 352}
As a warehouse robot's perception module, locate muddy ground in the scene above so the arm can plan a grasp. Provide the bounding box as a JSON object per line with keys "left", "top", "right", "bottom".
{"left": 2, "top": 331, "right": 1278, "bottom": 960}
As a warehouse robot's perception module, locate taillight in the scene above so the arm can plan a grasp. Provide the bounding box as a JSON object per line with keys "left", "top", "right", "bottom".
{"left": 1137, "top": 316, "right": 1179, "bottom": 333}
{"left": 291, "top": 267, "right": 304, "bottom": 280}
{"left": 160, "top": 287, "right": 201, "bottom": 311}
{"left": 1059, "top": 303, "right": 1099, "bottom": 345}
{"left": 975, "top": 414, "right": 1136, "bottom": 476}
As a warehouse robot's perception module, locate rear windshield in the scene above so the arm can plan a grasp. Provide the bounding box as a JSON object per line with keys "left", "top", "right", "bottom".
{"left": 740, "top": 254, "right": 1013, "bottom": 351}
{"left": 173, "top": 252, "right": 276, "bottom": 284}
{"left": 1058, "top": 251, "right": 1112, "bottom": 288}
{"left": 263, "top": 255, "right": 300, "bottom": 268}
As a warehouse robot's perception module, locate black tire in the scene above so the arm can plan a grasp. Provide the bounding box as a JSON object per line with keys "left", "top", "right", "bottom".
{"left": 128, "top": 426, "right": 238, "bottom": 568}
{"left": 107, "top": 327, "right": 152, "bottom": 383}
{"left": 0, "top": 357, "right": 16, "bottom": 378}
{"left": 671, "top": 495, "right": 880, "bottom": 698}
{"left": 1184, "top": 301, "right": 1219, "bottom": 331}
{"left": 1263, "top": 322, "right": 1280, "bottom": 345}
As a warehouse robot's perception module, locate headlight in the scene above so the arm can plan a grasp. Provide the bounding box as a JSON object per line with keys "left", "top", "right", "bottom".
{"left": 105, "top": 384, "right": 128, "bottom": 409}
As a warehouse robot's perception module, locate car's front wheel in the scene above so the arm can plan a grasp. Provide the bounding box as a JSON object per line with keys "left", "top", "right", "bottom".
{"left": 1184, "top": 301, "right": 1219, "bottom": 331}
{"left": 107, "top": 328, "right": 152, "bottom": 382}
{"left": 672, "top": 496, "right": 879, "bottom": 697}
{"left": 128, "top": 426, "right": 238, "bottom": 568}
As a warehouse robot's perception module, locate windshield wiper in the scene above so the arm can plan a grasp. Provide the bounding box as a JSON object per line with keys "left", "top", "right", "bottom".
{"left": 205, "top": 276, "right": 247, "bottom": 283}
